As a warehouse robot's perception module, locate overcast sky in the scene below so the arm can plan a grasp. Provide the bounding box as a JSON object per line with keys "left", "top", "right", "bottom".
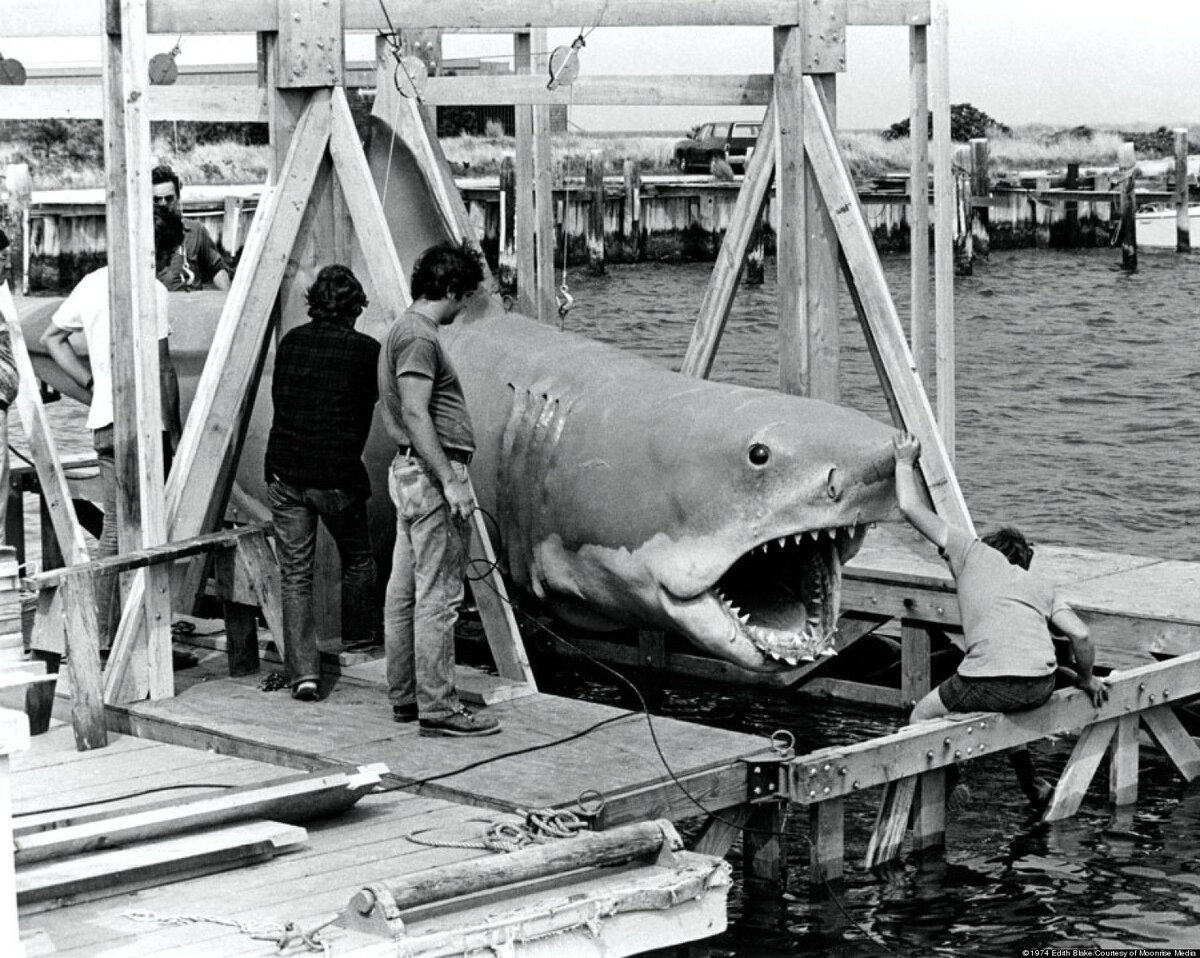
{"left": 10, "top": 1, "right": 1200, "bottom": 133}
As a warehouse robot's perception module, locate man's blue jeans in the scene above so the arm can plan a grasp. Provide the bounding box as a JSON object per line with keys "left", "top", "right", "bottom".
{"left": 268, "top": 479, "right": 380, "bottom": 688}
{"left": 384, "top": 454, "right": 470, "bottom": 719}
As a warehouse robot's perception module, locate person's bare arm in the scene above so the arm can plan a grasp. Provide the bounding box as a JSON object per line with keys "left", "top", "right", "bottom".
{"left": 1052, "top": 606, "right": 1108, "bottom": 707}
{"left": 892, "top": 432, "right": 949, "bottom": 549}
{"left": 158, "top": 338, "right": 182, "bottom": 449}
{"left": 40, "top": 324, "right": 93, "bottom": 397}
{"left": 212, "top": 270, "right": 231, "bottom": 292}
{"left": 396, "top": 373, "right": 473, "bottom": 520}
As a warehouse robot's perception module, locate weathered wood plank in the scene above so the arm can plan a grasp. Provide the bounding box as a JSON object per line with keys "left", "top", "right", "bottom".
{"left": 423, "top": 73, "right": 775, "bottom": 106}
{"left": 802, "top": 74, "right": 972, "bottom": 532}
{"left": 774, "top": 26, "right": 807, "bottom": 395}
{"left": 0, "top": 84, "right": 268, "bottom": 122}
{"left": 692, "top": 803, "right": 751, "bottom": 858}
{"left": 805, "top": 75, "right": 840, "bottom": 403}
{"left": 864, "top": 774, "right": 916, "bottom": 866}
{"left": 60, "top": 574, "right": 107, "bottom": 751}
{"left": 1042, "top": 719, "right": 1116, "bottom": 822}
{"left": 1109, "top": 714, "right": 1139, "bottom": 808}
{"left": 911, "top": 766, "right": 945, "bottom": 853}
{"left": 1140, "top": 705, "right": 1200, "bottom": 781}
{"left": 810, "top": 796, "right": 844, "bottom": 881}
{"left": 929, "top": 0, "right": 955, "bottom": 453}
{"left": 514, "top": 32, "right": 539, "bottom": 319}
{"left": 908, "top": 24, "right": 932, "bottom": 386}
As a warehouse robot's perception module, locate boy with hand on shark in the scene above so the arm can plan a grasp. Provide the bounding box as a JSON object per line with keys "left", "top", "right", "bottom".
{"left": 892, "top": 431, "right": 1108, "bottom": 810}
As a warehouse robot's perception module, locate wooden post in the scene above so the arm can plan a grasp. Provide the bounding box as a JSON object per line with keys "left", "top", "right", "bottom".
{"left": 908, "top": 24, "right": 932, "bottom": 391}
{"left": 513, "top": 32, "right": 538, "bottom": 317}
{"left": 774, "top": 26, "right": 806, "bottom": 395}
{"left": 745, "top": 212, "right": 765, "bottom": 285}
{"left": 621, "top": 159, "right": 642, "bottom": 262}
{"left": 969, "top": 137, "right": 989, "bottom": 257}
{"left": 1034, "top": 175, "right": 1051, "bottom": 249}
{"left": 929, "top": 0, "right": 955, "bottom": 460}
{"left": 222, "top": 601, "right": 261, "bottom": 677}
{"left": 60, "top": 573, "right": 107, "bottom": 750}
{"left": 809, "top": 797, "right": 843, "bottom": 886}
{"left": 498, "top": 155, "right": 517, "bottom": 296}
{"left": 221, "top": 195, "right": 244, "bottom": 261}
{"left": 1118, "top": 141, "right": 1137, "bottom": 273}
{"left": 912, "top": 767, "right": 945, "bottom": 853}
{"left": 1174, "top": 127, "right": 1190, "bottom": 252}
{"left": 900, "top": 620, "right": 930, "bottom": 709}
{"left": 585, "top": 152, "right": 605, "bottom": 275}
{"left": 741, "top": 802, "right": 787, "bottom": 928}
{"left": 102, "top": 0, "right": 173, "bottom": 700}
{"left": 1109, "top": 714, "right": 1139, "bottom": 807}
{"left": 806, "top": 75, "right": 839, "bottom": 403}
{"left": 1064, "top": 162, "right": 1080, "bottom": 248}
{"left": 953, "top": 161, "right": 973, "bottom": 276}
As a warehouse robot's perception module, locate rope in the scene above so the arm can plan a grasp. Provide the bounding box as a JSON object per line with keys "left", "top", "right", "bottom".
{"left": 123, "top": 910, "right": 338, "bottom": 954}
{"left": 404, "top": 808, "right": 590, "bottom": 854}
{"left": 556, "top": 83, "right": 576, "bottom": 329}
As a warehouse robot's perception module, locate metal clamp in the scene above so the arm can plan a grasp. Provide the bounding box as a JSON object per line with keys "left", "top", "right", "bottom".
{"left": 744, "top": 751, "right": 788, "bottom": 802}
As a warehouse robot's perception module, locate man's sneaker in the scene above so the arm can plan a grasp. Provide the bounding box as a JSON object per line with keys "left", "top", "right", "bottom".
{"left": 419, "top": 707, "right": 500, "bottom": 738}
{"left": 292, "top": 680, "right": 319, "bottom": 702}
{"left": 393, "top": 703, "right": 418, "bottom": 723}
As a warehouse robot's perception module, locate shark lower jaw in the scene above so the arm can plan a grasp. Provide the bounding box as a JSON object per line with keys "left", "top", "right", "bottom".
{"left": 665, "top": 522, "right": 867, "bottom": 669}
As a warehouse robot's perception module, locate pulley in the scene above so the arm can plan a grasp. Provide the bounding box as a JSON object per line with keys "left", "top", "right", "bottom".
{"left": 149, "top": 38, "right": 182, "bottom": 85}
{"left": 0, "top": 53, "right": 26, "bottom": 86}
{"left": 393, "top": 54, "right": 428, "bottom": 99}
{"left": 547, "top": 36, "right": 585, "bottom": 91}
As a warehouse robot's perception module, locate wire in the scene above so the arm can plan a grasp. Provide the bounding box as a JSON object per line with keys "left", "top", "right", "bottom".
{"left": 15, "top": 783, "right": 235, "bottom": 817}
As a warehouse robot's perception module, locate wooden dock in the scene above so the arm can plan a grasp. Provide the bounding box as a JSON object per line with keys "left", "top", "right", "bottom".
{"left": 12, "top": 722, "right": 732, "bottom": 957}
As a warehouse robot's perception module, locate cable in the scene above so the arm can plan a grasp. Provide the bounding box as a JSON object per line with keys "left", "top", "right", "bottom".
{"left": 15, "top": 782, "right": 235, "bottom": 817}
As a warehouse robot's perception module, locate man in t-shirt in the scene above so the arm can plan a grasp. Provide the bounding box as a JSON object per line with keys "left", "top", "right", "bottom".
{"left": 41, "top": 212, "right": 184, "bottom": 648}
{"left": 151, "top": 165, "right": 231, "bottom": 292}
{"left": 379, "top": 240, "right": 500, "bottom": 737}
{"left": 893, "top": 432, "right": 1108, "bottom": 808}
{"left": 264, "top": 265, "right": 381, "bottom": 701}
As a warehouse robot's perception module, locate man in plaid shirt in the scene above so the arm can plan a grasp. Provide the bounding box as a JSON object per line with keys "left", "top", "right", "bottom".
{"left": 265, "top": 265, "right": 382, "bottom": 701}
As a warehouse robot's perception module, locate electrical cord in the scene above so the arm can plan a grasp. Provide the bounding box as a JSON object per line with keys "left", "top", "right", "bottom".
{"left": 14, "top": 782, "right": 236, "bottom": 817}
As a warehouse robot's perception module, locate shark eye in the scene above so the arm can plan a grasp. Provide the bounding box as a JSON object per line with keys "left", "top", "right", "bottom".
{"left": 748, "top": 443, "right": 771, "bottom": 467}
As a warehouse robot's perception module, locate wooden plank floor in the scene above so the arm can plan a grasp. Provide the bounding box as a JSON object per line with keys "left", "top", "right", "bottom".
{"left": 110, "top": 650, "right": 772, "bottom": 828}
{"left": 15, "top": 725, "right": 731, "bottom": 957}
{"left": 847, "top": 523, "right": 1200, "bottom": 669}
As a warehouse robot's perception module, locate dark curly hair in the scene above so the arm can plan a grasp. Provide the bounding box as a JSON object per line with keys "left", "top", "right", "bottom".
{"left": 151, "top": 164, "right": 181, "bottom": 198}
{"left": 305, "top": 265, "right": 368, "bottom": 325}
{"left": 982, "top": 526, "right": 1034, "bottom": 570}
{"left": 410, "top": 241, "right": 485, "bottom": 302}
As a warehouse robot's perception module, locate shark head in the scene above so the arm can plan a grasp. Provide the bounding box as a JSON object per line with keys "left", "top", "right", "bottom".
{"left": 451, "top": 317, "right": 900, "bottom": 673}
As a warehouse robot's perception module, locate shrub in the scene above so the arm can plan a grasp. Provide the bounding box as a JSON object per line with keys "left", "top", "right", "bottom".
{"left": 884, "top": 103, "right": 1011, "bottom": 142}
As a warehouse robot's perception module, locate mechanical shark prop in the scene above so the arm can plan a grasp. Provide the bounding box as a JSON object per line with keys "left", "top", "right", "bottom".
{"left": 14, "top": 89, "right": 899, "bottom": 672}
{"left": 19, "top": 291, "right": 897, "bottom": 672}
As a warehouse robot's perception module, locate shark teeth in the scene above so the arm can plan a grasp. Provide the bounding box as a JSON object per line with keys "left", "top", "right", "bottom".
{"left": 750, "top": 521, "right": 861, "bottom": 555}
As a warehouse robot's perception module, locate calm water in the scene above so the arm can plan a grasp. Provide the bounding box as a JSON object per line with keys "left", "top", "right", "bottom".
{"left": 549, "top": 248, "right": 1200, "bottom": 956}
{"left": 18, "top": 248, "right": 1200, "bottom": 955}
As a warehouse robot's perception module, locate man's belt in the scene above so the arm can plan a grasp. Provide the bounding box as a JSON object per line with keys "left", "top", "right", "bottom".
{"left": 398, "top": 444, "right": 473, "bottom": 465}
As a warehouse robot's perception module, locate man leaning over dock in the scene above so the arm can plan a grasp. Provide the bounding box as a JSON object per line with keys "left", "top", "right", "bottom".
{"left": 892, "top": 431, "right": 1108, "bottom": 811}
{"left": 380, "top": 241, "right": 500, "bottom": 738}
{"left": 264, "top": 265, "right": 382, "bottom": 702}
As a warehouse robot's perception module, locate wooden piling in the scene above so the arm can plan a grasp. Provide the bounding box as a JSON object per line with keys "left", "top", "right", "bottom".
{"left": 585, "top": 151, "right": 606, "bottom": 275}
{"left": 498, "top": 155, "right": 518, "bottom": 296}
{"left": 1118, "top": 141, "right": 1137, "bottom": 273}
{"left": 908, "top": 24, "right": 932, "bottom": 392}
{"left": 1174, "top": 128, "right": 1190, "bottom": 252}
{"left": 968, "top": 137, "right": 989, "bottom": 257}
{"left": 513, "top": 32, "right": 538, "bottom": 317}
{"left": 1064, "top": 162, "right": 1080, "bottom": 248}
{"left": 929, "top": 0, "right": 955, "bottom": 459}
{"left": 1034, "top": 175, "right": 1051, "bottom": 249}
{"left": 621, "top": 158, "right": 641, "bottom": 262}
{"left": 742, "top": 802, "right": 787, "bottom": 927}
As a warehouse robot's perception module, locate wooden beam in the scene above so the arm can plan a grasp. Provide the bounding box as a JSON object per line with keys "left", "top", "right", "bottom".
{"left": 0, "top": 288, "right": 90, "bottom": 570}
{"left": 14, "top": 765, "right": 382, "bottom": 863}
{"left": 911, "top": 766, "right": 945, "bottom": 853}
{"left": 514, "top": 32, "right": 538, "bottom": 318}
{"left": 104, "top": 0, "right": 173, "bottom": 701}
{"left": 59, "top": 574, "right": 107, "bottom": 751}
{"left": 801, "top": 75, "right": 973, "bottom": 532}
{"left": 276, "top": 0, "right": 344, "bottom": 88}
{"left": 4, "top": 1, "right": 932, "bottom": 35}
{"left": 786, "top": 649, "right": 1200, "bottom": 804}
{"left": 1140, "top": 704, "right": 1200, "bottom": 780}
{"left": 908, "top": 24, "right": 932, "bottom": 388}
{"left": 681, "top": 100, "right": 777, "bottom": 379}
{"left": 864, "top": 774, "right": 915, "bottom": 866}
{"left": 421, "top": 74, "right": 775, "bottom": 107}
{"left": 104, "top": 90, "right": 331, "bottom": 704}
{"left": 929, "top": 0, "right": 954, "bottom": 456}
{"left": 810, "top": 796, "right": 844, "bottom": 882}
{"left": 0, "top": 84, "right": 267, "bottom": 122}
{"left": 806, "top": 75, "right": 840, "bottom": 403}
{"left": 328, "top": 86, "right": 411, "bottom": 305}
{"left": 774, "top": 26, "right": 807, "bottom": 395}
{"left": 1109, "top": 714, "right": 1139, "bottom": 807}
{"left": 692, "top": 803, "right": 752, "bottom": 858}
{"left": 531, "top": 30, "right": 557, "bottom": 326}
{"left": 25, "top": 523, "right": 270, "bottom": 592}
{"left": 1042, "top": 719, "right": 1116, "bottom": 822}
{"left": 900, "top": 620, "right": 931, "bottom": 707}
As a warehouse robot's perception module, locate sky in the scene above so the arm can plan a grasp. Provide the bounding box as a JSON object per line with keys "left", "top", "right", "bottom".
{"left": 8, "top": 1, "right": 1200, "bottom": 133}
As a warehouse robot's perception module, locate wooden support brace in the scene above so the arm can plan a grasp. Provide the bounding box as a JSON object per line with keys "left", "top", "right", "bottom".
{"left": 692, "top": 803, "right": 752, "bottom": 858}
{"left": 328, "top": 86, "right": 411, "bottom": 306}
{"left": 104, "top": 89, "right": 331, "bottom": 704}
{"left": 1109, "top": 714, "right": 1139, "bottom": 808}
{"left": 864, "top": 774, "right": 916, "bottom": 867}
{"left": 221, "top": 601, "right": 260, "bottom": 677}
{"left": 59, "top": 574, "right": 107, "bottom": 751}
{"left": 1042, "top": 718, "right": 1116, "bottom": 822}
{"left": 681, "top": 98, "right": 777, "bottom": 378}
{"left": 900, "top": 620, "right": 931, "bottom": 708}
{"left": 801, "top": 75, "right": 972, "bottom": 532}
{"left": 1140, "top": 705, "right": 1200, "bottom": 781}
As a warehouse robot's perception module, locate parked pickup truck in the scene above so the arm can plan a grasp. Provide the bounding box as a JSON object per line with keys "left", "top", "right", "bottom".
{"left": 672, "top": 120, "right": 762, "bottom": 174}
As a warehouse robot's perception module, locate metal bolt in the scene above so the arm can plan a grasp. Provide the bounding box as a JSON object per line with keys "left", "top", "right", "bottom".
{"left": 753, "top": 766, "right": 761, "bottom": 774}
{"left": 954, "top": 750, "right": 961, "bottom": 759}
{"left": 839, "top": 767, "right": 848, "bottom": 776}
{"left": 852, "top": 781, "right": 860, "bottom": 790}
{"left": 936, "top": 606, "right": 944, "bottom": 615}
{"left": 294, "top": 13, "right": 301, "bottom": 21}
{"left": 926, "top": 750, "right": 934, "bottom": 760}
{"left": 1139, "top": 683, "right": 1146, "bottom": 692}
{"left": 823, "top": 786, "right": 831, "bottom": 794}
{"left": 1164, "top": 690, "right": 1170, "bottom": 698}
{"left": 943, "top": 738, "right": 952, "bottom": 747}
{"left": 753, "top": 786, "right": 762, "bottom": 795}
{"left": 968, "top": 727, "right": 973, "bottom": 734}
{"left": 823, "top": 763, "right": 831, "bottom": 772}
{"left": 1149, "top": 694, "right": 1156, "bottom": 703}
{"left": 810, "top": 789, "right": 817, "bottom": 798}
{"left": 809, "top": 767, "right": 817, "bottom": 776}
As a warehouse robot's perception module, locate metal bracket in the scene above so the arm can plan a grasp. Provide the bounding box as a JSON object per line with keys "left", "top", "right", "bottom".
{"left": 743, "top": 755, "right": 786, "bottom": 803}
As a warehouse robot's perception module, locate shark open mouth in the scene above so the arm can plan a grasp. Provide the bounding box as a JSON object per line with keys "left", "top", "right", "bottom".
{"left": 710, "top": 523, "right": 867, "bottom": 665}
